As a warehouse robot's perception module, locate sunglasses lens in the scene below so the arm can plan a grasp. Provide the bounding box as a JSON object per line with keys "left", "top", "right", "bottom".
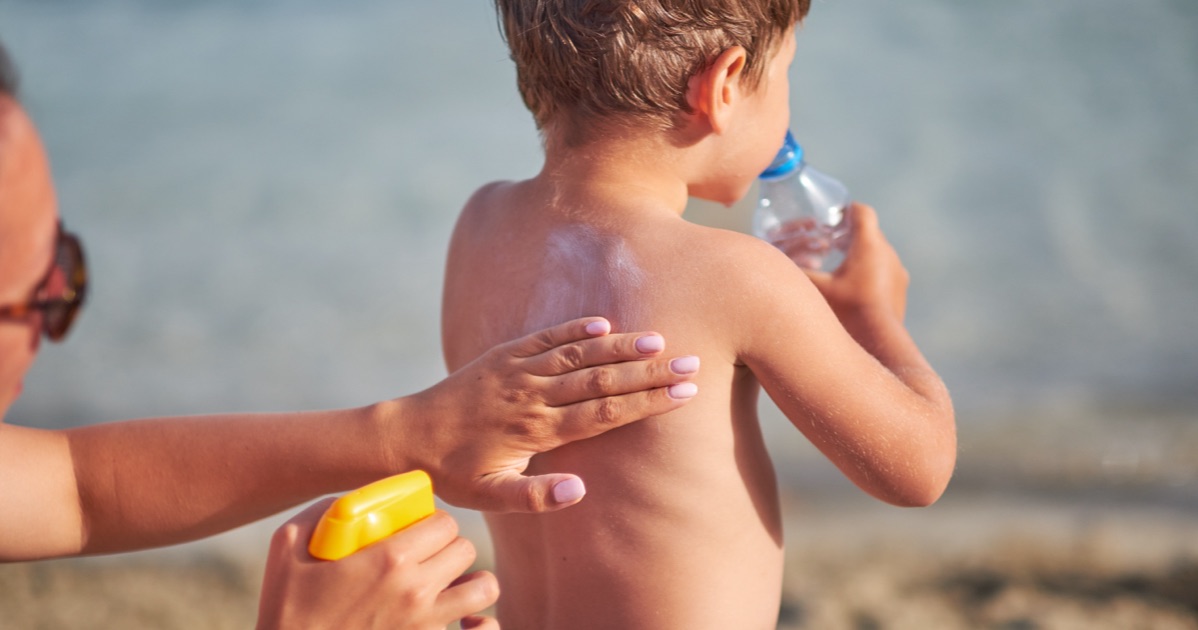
{"left": 43, "top": 232, "right": 87, "bottom": 341}
{"left": 66, "top": 238, "right": 86, "bottom": 301}
{"left": 43, "top": 301, "right": 77, "bottom": 341}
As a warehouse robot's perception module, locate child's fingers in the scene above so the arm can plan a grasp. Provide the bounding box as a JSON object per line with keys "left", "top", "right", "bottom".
{"left": 537, "top": 353, "right": 700, "bottom": 407}
{"left": 501, "top": 316, "right": 612, "bottom": 359}
{"left": 813, "top": 201, "right": 909, "bottom": 320}
{"left": 847, "top": 202, "right": 878, "bottom": 235}
{"left": 801, "top": 268, "right": 833, "bottom": 296}
{"left": 836, "top": 203, "right": 875, "bottom": 262}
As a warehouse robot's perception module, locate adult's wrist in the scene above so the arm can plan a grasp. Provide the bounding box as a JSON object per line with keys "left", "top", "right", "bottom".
{"left": 364, "top": 396, "right": 416, "bottom": 478}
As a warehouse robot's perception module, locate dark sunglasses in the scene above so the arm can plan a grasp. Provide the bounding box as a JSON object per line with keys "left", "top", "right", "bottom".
{"left": 0, "top": 222, "right": 87, "bottom": 341}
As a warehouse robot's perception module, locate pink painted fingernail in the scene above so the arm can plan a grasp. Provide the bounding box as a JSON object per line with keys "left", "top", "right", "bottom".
{"left": 635, "top": 334, "right": 664, "bottom": 353}
{"left": 670, "top": 356, "right": 700, "bottom": 374}
{"left": 668, "top": 382, "right": 699, "bottom": 399}
{"left": 552, "top": 478, "right": 586, "bottom": 504}
{"left": 585, "top": 320, "right": 611, "bottom": 335}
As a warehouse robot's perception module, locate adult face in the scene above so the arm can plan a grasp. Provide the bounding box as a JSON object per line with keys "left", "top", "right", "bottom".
{"left": 0, "top": 95, "right": 59, "bottom": 418}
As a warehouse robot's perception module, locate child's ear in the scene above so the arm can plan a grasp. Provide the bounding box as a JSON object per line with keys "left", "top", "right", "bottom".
{"left": 686, "top": 46, "right": 749, "bottom": 135}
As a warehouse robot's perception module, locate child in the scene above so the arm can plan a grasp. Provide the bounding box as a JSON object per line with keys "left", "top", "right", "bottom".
{"left": 441, "top": 1, "right": 957, "bottom": 627}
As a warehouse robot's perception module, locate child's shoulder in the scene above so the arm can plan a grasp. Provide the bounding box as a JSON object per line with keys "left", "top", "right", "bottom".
{"left": 673, "top": 220, "right": 813, "bottom": 287}
{"left": 460, "top": 179, "right": 518, "bottom": 215}
{"left": 453, "top": 179, "right": 524, "bottom": 236}
{"left": 666, "top": 220, "right": 830, "bottom": 333}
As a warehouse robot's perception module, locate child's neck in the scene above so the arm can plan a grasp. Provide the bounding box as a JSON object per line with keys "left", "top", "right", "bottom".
{"left": 536, "top": 130, "right": 691, "bottom": 218}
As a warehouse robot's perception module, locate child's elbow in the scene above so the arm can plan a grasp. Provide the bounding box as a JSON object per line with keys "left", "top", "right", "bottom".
{"left": 888, "top": 449, "right": 957, "bottom": 508}
{"left": 849, "top": 405, "right": 958, "bottom": 507}
{"left": 893, "top": 408, "right": 958, "bottom": 507}
{"left": 889, "top": 475, "right": 951, "bottom": 508}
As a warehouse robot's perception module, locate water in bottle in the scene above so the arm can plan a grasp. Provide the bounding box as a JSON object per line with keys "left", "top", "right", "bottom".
{"left": 753, "top": 131, "right": 851, "bottom": 271}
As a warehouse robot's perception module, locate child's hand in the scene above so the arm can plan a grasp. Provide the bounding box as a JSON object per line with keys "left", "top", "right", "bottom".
{"left": 257, "top": 499, "right": 499, "bottom": 630}
{"left": 804, "top": 203, "right": 909, "bottom": 322}
{"left": 400, "top": 317, "right": 700, "bottom": 514}
{"left": 771, "top": 216, "right": 838, "bottom": 271}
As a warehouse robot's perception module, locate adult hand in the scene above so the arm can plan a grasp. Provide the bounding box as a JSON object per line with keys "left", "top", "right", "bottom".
{"left": 398, "top": 316, "right": 700, "bottom": 514}
{"left": 804, "top": 203, "right": 909, "bottom": 322}
{"left": 257, "top": 498, "right": 499, "bottom": 630}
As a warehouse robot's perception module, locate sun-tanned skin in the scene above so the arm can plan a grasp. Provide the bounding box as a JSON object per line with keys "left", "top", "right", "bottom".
{"left": 0, "top": 48, "right": 701, "bottom": 626}
{"left": 441, "top": 19, "right": 956, "bottom": 629}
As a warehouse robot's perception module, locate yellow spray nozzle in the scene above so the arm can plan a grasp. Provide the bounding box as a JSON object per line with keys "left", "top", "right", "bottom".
{"left": 308, "top": 470, "right": 436, "bottom": 561}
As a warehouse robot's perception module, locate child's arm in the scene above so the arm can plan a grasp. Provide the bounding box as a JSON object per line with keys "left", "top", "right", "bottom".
{"left": 803, "top": 205, "right": 951, "bottom": 411}
{"left": 733, "top": 204, "right": 956, "bottom": 507}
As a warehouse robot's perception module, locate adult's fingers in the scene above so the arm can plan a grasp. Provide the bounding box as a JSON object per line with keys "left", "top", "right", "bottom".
{"left": 270, "top": 497, "right": 337, "bottom": 563}
{"left": 282, "top": 497, "right": 337, "bottom": 542}
{"left": 502, "top": 316, "right": 613, "bottom": 359}
{"left": 477, "top": 376, "right": 701, "bottom": 514}
{"left": 521, "top": 330, "right": 672, "bottom": 377}
{"left": 437, "top": 571, "right": 500, "bottom": 624}
{"left": 549, "top": 379, "right": 699, "bottom": 444}
{"left": 460, "top": 615, "right": 501, "bottom": 630}
{"left": 368, "top": 510, "right": 460, "bottom": 565}
{"left": 469, "top": 470, "right": 589, "bottom": 513}
{"left": 538, "top": 353, "right": 700, "bottom": 407}
{"left": 417, "top": 535, "right": 480, "bottom": 592}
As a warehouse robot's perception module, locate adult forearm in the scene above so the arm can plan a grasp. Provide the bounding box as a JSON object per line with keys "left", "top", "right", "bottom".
{"left": 0, "top": 317, "right": 696, "bottom": 560}
{"left": 64, "top": 403, "right": 398, "bottom": 556}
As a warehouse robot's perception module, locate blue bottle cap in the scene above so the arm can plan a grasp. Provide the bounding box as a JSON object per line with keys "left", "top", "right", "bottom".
{"left": 758, "top": 130, "right": 803, "bottom": 181}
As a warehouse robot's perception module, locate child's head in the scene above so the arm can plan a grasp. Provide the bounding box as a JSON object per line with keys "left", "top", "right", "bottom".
{"left": 495, "top": 0, "right": 810, "bottom": 145}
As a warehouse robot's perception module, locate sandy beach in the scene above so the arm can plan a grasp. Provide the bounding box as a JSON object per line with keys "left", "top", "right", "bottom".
{"left": 4, "top": 408, "right": 1195, "bottom": 630}
{"left": 775, "top": 494, "right": 1198, "bottom": 629}
{"left": 3, "top": 491, "right": 1195, "bottom": 629}
{"left": 1, "top": 1, "right": 1195, "bottom": 628}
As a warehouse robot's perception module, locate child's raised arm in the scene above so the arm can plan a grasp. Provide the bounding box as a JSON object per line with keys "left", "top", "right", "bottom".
{"left": 733, "top": 203, "right": 956, "bottom": 507}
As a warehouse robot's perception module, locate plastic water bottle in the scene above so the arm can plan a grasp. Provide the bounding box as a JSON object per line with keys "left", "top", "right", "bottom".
{"left": 753, "top": 131, "right": 851, "bottom": 271}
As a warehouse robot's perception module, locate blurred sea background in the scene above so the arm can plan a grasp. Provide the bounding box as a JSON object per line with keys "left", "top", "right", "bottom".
{"left": 2, "top": 1, "right": 1197, "bottom": 627}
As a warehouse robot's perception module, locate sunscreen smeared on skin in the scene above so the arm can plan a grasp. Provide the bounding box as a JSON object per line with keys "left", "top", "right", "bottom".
{"left": 524, "top": 225, "right": 647, "bottom": 334}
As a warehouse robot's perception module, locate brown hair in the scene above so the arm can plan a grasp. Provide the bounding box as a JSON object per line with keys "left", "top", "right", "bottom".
{"left": 495, "top": 0, "right": 809, "bottom": 141}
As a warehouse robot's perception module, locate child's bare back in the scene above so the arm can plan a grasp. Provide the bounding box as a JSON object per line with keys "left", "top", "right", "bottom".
{"left": 441, "top": 1, "right": 955, "bottom": 627}
{"left": 442, "top": 179, "right": 790, "bottom": 628}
